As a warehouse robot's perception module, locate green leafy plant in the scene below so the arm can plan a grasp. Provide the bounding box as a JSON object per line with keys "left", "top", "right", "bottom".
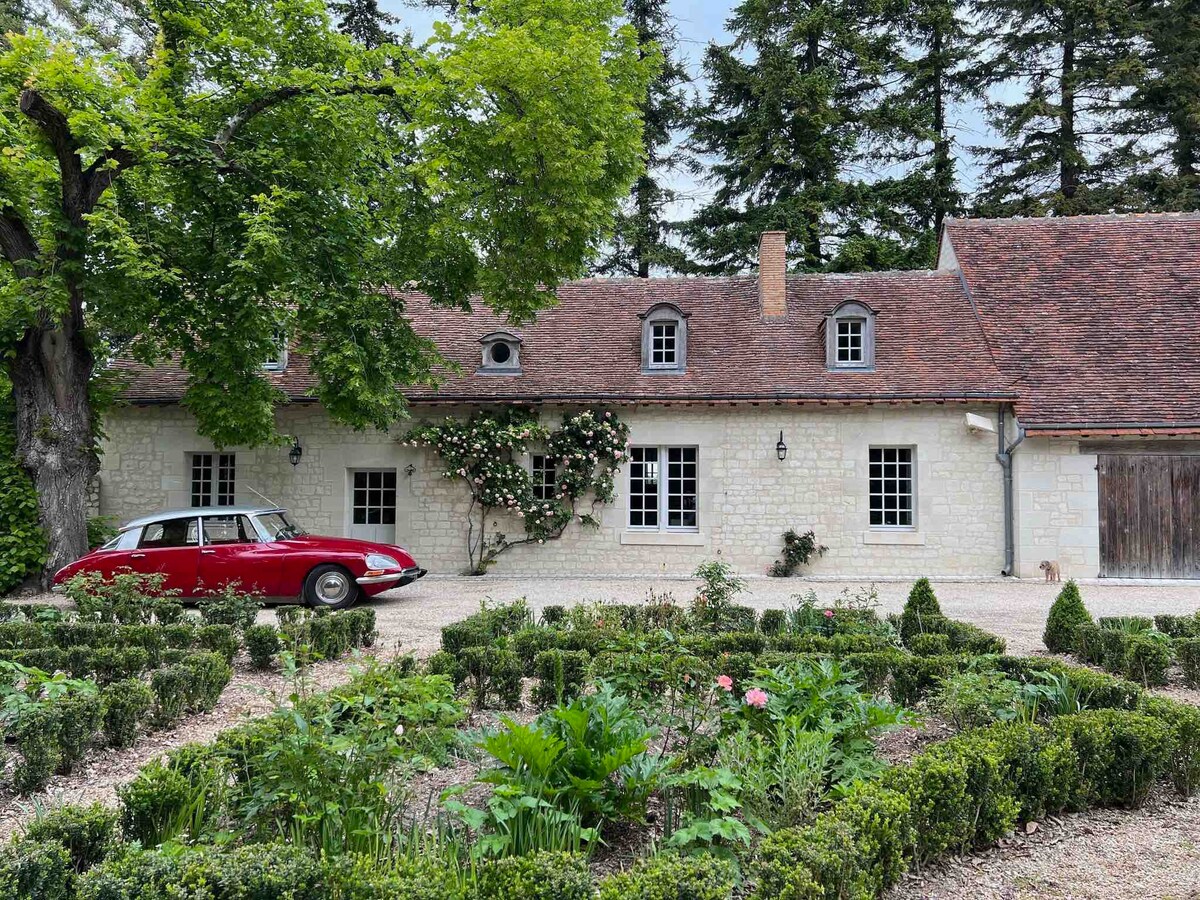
{"left": 1043, "top": 580, "right": 1092, "bottom": 653}
{"left": 23, "top": 803, "right": 117, "bottom": 873}
{"left": 196, "top": 585, "right": 262, "bottom": 634}
{"left": 690, "top": 561, "right": 749, "bottom": 630}
{"left": 899, "top": 578, "right": 942, "bottom": 642}
{"left": 405, "top": 408, "right": 629, "bottom": 573}
{"left": 662, "top": 765, "right": 751, "bottom": 855}
{"left": 768, "top": 529, "right": 828, "bottom": 576}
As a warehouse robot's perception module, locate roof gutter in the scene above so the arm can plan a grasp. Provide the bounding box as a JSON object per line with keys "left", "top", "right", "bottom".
{"left": 996, "top": 405, "right": 1026, "bottom": 577}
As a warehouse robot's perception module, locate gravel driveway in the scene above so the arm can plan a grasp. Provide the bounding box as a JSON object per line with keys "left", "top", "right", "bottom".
{"left": 366, "top": 575, "right": 1200, "bottom": 657}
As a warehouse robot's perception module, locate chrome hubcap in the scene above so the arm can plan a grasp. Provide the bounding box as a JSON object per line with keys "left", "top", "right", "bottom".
{"left": 316, "top": 572, "right": 349, "bottom": 604}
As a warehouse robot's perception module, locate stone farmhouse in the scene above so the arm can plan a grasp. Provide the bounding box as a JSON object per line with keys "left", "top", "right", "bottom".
{"left": 104, "top": 213, "right": 1200, "bottom": 579}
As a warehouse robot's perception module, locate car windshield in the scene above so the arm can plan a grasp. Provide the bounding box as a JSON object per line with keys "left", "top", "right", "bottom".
{"left": 256, "top": 512, "right": 306, "bottom": 540}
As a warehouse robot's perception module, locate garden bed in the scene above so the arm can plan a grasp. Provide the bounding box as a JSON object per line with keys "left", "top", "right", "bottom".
{"left": 4, "top": 567, "right": 1200, "bottom": 900}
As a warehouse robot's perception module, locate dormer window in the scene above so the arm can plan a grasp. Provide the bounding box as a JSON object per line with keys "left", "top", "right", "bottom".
{"left": 825, "top": 301, "right": 876, "bottom": 371}
{"left": 479, "top": 331, "right": 522, "bottom": 375}
{"left": 262, "top": 334, "right": 288, "bottom": 372}
{"left": 640, "top": 303, "right": 688, "bottom": 373}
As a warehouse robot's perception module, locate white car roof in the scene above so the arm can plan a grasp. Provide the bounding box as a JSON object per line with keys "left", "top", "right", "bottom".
{"left": 120, "top": 507, "right": 286, "bottom": 532}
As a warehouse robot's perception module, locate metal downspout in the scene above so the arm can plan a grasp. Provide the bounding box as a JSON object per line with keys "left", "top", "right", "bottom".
{"left": 997, "top": 406, "right": 1026, "bottom": 576}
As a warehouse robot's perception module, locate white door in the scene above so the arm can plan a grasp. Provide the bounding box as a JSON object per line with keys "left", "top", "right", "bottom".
{"left": 348, "top": 469, "right": 397, "bottom": 544}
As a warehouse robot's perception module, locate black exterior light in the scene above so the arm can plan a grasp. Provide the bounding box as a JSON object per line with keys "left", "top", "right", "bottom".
{"left": 776, "top": 431, "right": 788, "bottom": 462}
{"left": 288, "top": 438, "right": 303, "bottom": 467}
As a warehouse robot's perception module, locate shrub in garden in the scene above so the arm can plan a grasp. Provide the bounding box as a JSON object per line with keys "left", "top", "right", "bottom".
{"left": 1140, "top": 696, "right": 1200, "bottom": 796}
{"left": 474, "top": 852, "right": 593, "bottom": 900}
{"left": 597, "top": 854, "right": 737, "bottom": 900}
{"left": 459, "top": 645, "right": 523, "bottom": 708}
{"left": 1177, "top": 637, "right": 1200, "bottom": 688}
{"left": 767, "top": 528, "right": 827, "bottom": 577}
{"left": 345, "top": 607, "right": 377, "bottom": 647}
{"left": 150, "top": 665, "right": 191, "bottom": 727}
{"left": 15, "top": 705, "right": 63, "bottom": 793}
{"left": 55, "top": 692, "right": 105, "bottom": 773}
{"left": 907, "top": 632, "right": 951, "bottom": 656}
{"left": 117, "top": 759, "right": 206, "bottom": 847}
{"left": 1050, "top": 710, "right": 1173, "bottom": 808}
{"left": 1098, "top": 616, "right": 1153, "bottom": 632}
{"left": 0, "top": 839, "right": 72, "bottom": 900}
{"left": 1156, "top": 614, "right": 1200, "bottom": 638}
{"left": 1123, "top": 633, "right": 1172, "bottom": 686}
{"left": 101, "top": 678, "right": 153, "bottom": 749}
{"left": 195, "top": 624, "right": 238, "bottom": 664}
{"left": 23, "top": 803, "right": 117, "bottom": 873}
{"left": 196, "top": 585, "right": 262, "bottom": 633}
{"left": 1043, "top": 581, "right": 1092, "bottom": 653}
{"left": 182, "top": 651, "right": 233, "bottom": 712}
{"left": 245, "top": 624, "right": 281, "bottom": 670}
{"left": 899, "top": 578, "right": 942, "bottom": 642}
{"left": 759, "top": 607, "right": 786, "bottom": 635}
{"left": 532, "top": 649, "right": 590, "bottom": 708}
{"left": 541, "top": 604, "right": 566, "bottom": 626}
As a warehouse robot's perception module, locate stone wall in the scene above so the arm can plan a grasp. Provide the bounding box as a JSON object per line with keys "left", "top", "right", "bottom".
{"left": 1012, "top": 437, "right": 1100, "bottom": 580}
{"left": 98, "top": 401, "right": 1011, "bottom": 577}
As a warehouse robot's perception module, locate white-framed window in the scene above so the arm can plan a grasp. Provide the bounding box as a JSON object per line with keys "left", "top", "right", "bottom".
{"left": 836, "top": 318, "right": 865, "bottom": 364}
{"left": 869, "top": 446, "right": 914, "bottom": 528}
{"left": 190, "top": 453, "right": 236, "bottom": 507}
{"left": 640, "top": 303, "right": 688, "bottom": 373}
{"left": 650, "top": 322, "right": 678, "bottom": 368}
{"left": 628, "top": 445, "right": 698, "bottom": 531}
{"left": 531, "top": 454, "right": 557, "bottom": 502}
{"left": 351, "top": 469, "right": 397, "bottom": 526}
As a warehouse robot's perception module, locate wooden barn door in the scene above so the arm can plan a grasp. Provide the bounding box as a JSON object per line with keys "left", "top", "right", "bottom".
{"left": 1098, "top": 455, "right": 1200, "bottom": 578}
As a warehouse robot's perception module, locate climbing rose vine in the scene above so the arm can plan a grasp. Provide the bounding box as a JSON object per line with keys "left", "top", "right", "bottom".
{"left": 403, "top": 407, "right": 629, "bottom": 573}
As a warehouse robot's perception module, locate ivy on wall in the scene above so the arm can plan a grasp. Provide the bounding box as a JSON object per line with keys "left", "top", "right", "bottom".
{"left": 404, "top": 407, "right": 629, "bottom": 574}
{"left": 0, "top": 377, "right": 46, "bottom": 593}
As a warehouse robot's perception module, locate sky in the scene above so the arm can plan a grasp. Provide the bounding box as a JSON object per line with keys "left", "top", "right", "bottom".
{"left": 377, "top": 0, "right": 997, "bottom": 215}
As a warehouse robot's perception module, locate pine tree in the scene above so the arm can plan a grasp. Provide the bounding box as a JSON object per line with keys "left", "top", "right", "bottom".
{"left": 683, "top": 0, "right": 908, "bottom": 273}
{"left": 330, "top": 0, "right": 397, "bottom": 49}
{"left": 591, "top": 0, "right": 693, "bottom": 277}
{"left": 1107, "top": 0, "right": 1200, "bottom": 210}
{"left": 970, "top": 0, "right": 1133, "bottom": 216}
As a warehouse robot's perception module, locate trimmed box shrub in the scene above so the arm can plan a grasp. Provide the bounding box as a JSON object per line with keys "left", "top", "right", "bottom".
{"left": 532, "top": 649, "right": 590, "bottom": 708}
{"left": 759, "top": 608, "right": 786, "bottom": 635}
{"left": 1140, "top": 696, "right": 1200, "bottom": 796}
{"left": 56, "top": 692, "right": 104, "bottom": 774}
{"left": 195, "top": 624, "right": 237, "bottom": 664}
{"left": 458, "top": 646, "right": 522, "bottom": 708}
{"left": 1123, "top": 633, "right": 1172, "bottom": 686}
{"left": 116, "top": 760, "right": 196, "bottom": 847}
{"left": 15, "top": 705, "right": 63, "bottom": 793}
{"left": 102, "top": 678, "right": 153, "bottom": 749}
{"left": 182, "top": 651, "right": 233, "bottom": 712}
{"left": 907, "top": 632, "right": 951, "bottom": 657}
{"left": 474, "top": 852, "right": 593, "bottom": 900}
{"left": 1177, "top": 637, "right": 1200, "bottom": 688}
{"left": 245, "top": 624, "right": 281, "bottom": 670}
{"left": 0, "top": 839, "right": 72, "bottom": 900}
{"left": 1043, "top": 580, "right": 1091, "bottom": 653}
{"left": 23, "top": 803, "right": 117, "bottom": 873}
{"left": 150, "top": 664, "right": 190, "bottom": 727}
{"left": 1050, "top": 710, "right": 1173, "bottom": 808}
{"left": 597, "top": 854, "right": 737, "bottom": 900}
{"left": 1155, "top": 614, "right": 1200, "bottom": 638}
{"left": 540, "top": 604, "right": 566, "bottom": 626}
{"left": 899, "top": 577, "right": 942, "bottom": 643}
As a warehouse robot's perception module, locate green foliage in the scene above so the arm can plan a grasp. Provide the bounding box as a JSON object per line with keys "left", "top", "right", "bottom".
{"left": 117, "top": 758, "right": 214, "bottom": 847}
{"left": 14, "top": 704, "right": 62, "bottom": 792}
{"left": 767, "top": 529, "right": 828, "bottom": 577}
{"left": 532, "top": 649, "right": 590, "bottom": 709}
{"left": 907, "top": 632, "right": 951, "bottom": 656}
{"left": 195, "top": 624, "right": 238, "bottom": 664}
{"left": 661, "top": 765, "right": 751, "bottom": 854}
{"left": 0, "top": 385, "right": 45, "bottom": 594}
{"left": 1140, "top": 696, "right": 1200, "bottom": 796}
{"left": 474, "top": 852, "right": 593, "bottom": 900}
{"left": 1156, "top": 614, "right": 1200, "bottom": 638}
{"left": 1076, "top": 620, "right": 1174, "bottom": 686}
{"left": 101, "top": 678, "right": 152, "bottom": 749}
{"left": 245, "top": 624, "right": 281, "bottom": 670}
{"left": 0, "top": 839, "right": 72, "bottom": 900}
{"left": 64, "top": 573, "right": 182, "bottom": 626}
{"left": 899, "top": 578, "right": 942, "bottom": 643}
{"left": 1051, "top": 710, "right": 1174, "bottom": 808}
{"left": 407, "top": 409, "right": 629, "bottom": 573}
{"left": 23, "top": 803, "right": 117, "bottom": 873}
{"left": 690, "top": 561, "right": 749, "bottom": 630}
{"left": 1043, "top": 580, "right": 1092, "bottom": 653}
{"left": 596, "top": 853, "right": 737, "bottom": 900}
{"left": 459, "top": 646, "right": 523, "bottom": 709}
{"left": 1177, "top": 637, "right": 1200, "bottom": 688}
{"left": 196, "top": 585, "right": 262, "bottom": 633}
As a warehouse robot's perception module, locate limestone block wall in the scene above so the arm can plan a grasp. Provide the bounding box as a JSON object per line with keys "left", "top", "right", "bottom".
{"left": 98, "top": 401, "right": 1010, "bottom": 577}
{"left": 1012, "top": 437, "right": 1100, "bottom": 580}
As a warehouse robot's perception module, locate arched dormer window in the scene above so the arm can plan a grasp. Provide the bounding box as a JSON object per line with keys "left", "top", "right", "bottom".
{"left": 478, "top": 331, "right": 523, "bottom": 375}
{"left": 825, "top": 300, "right": 876, "bottom": 371}
{"left": 639, "top": 303, "right": 688, "bottom": 374}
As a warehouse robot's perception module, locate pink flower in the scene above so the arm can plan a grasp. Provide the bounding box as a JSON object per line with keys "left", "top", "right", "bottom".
{"left": 744, "top": 688, "right": 769, "bottom": 709}
{"left": 824, "top": 609, "right": 835, "bottom": 619}
{"left": 716, "top": 674, "right": 733, "bottom": 692}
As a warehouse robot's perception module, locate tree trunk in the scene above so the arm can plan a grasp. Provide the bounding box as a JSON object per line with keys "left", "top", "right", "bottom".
{"left": 9, "top": 314, "right": 98, "bottom": 586}
{"left": 931, "top": 21, "right": 951, "bottom": 236}
{"left": 1058, "top": 15, "right": 1079, "bottom": 210}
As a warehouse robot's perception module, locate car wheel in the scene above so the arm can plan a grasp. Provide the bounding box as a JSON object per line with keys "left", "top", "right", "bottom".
{"left": 304, "top": 564, "right": 359, "bottom": 610}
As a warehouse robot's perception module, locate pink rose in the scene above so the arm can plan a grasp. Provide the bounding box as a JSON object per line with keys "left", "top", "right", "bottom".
{"left": 824, "top": 609, "right": 834, "bottom": 619}
{"left": 744, "top": 688, "right": 769, "bottom": 709}
{"left": 716, "top": 674, "right": 733, "bottom": 692}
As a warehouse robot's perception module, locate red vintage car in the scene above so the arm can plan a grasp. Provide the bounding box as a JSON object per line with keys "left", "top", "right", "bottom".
{"left": 51, "top": 507, "right": 426, "bottom": 609}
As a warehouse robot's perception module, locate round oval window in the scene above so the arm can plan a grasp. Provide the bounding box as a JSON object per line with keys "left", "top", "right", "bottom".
{"left": 489, "top": 342, "right": 512, "bottom": 365}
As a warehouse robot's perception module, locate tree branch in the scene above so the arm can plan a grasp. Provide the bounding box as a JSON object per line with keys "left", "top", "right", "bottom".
{"left": 0, "top": 210, "right": 40, "bottom": 276}
{"left": 209, "top": 83, "right": 400, "bottom": 160}
{"left": 83, "top": 147, "right": 138, "bottom": 210}
{"left": 19, "top": 89, "right": 85, "bottom": 220}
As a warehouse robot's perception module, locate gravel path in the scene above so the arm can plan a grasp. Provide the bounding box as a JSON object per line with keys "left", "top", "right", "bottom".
{"left": 365, "top": 574, "right": 1200, "bottom": 657}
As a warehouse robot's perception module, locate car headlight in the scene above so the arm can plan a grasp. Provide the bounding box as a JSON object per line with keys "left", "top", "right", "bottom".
{"left": 365, "top": 553, "right": 401, "bottom": 570}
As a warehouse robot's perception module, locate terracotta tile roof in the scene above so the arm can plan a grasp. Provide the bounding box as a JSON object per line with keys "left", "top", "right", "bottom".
{"left": 945, "top": 213, "right": 1200, "bottom": 431}
{"left": 112, "top": 270, "right": 1016, "bottom": 406}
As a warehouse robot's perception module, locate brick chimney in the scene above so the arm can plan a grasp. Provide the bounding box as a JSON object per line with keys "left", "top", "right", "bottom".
{"left": 758, "top": 231, "right": 787, "bottom": 318}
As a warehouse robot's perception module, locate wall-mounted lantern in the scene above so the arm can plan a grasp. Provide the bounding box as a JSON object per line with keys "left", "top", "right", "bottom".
{"left": 288, "top": 438, "right": 303, "bottom": 467}
{"left": 776, "top": 431, "right": 788, "bottom": 462}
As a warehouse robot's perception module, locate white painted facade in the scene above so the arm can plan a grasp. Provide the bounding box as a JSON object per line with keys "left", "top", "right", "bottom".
{"left": 90, "top": 400, "right": 1095, "bottom": 578}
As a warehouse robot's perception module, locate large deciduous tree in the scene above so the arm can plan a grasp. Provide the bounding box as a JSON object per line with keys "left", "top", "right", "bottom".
{"left": 0, "top": 0, "right": 652, "bottom": 582}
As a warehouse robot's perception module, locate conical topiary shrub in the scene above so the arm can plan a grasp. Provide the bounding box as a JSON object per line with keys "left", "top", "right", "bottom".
{"left": 900, "top": 577, "right": 943, "bottom": 642}
{"left": 1043, "top": 580, "right": 1092, "bottom": 654}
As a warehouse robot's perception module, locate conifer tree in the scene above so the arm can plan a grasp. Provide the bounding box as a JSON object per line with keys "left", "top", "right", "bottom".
{"left": 684, "top": 0, "right": 908, "bottom": 273}
{"left": 330, "top": 0, "right": 397, "bottom": 49}
{"left": 970, "top": 0, "right": 1132, "bottom": 216}
{"left": 591, "top": 0, "right": 693, "bottom": 277}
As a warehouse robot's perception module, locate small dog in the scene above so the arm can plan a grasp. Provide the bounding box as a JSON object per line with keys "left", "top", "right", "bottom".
{"left": 1039, "top": 560, "right": 1062, "bottom": 583}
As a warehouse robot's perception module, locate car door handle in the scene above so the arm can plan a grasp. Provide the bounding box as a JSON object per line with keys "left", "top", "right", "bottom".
{"left": 201, "top": 549, "right": 216, "bottom": 555}
{"left": 130, "top": 552, "right": 145, "bottom": 559}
